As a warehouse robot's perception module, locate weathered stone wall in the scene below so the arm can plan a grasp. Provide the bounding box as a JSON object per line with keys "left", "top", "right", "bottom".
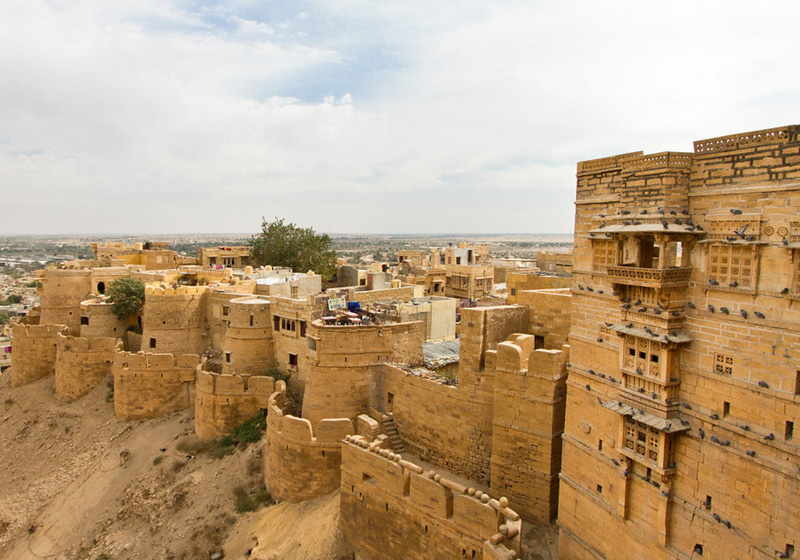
{"left": 221, "top": 296, "right": 273, "bottom": 376}
{"left": 37, "top": 268, "right": 93, "bottom": 335}
{"left": 270, "top": 296, "right": 312, "bottom": 394}
{"left": 560, "top": 125, "right": 800, "bottom": 559}
{"left": 507, "top": 272, "right": 572, "bottom": 304}
{"left": 80, "top": 299, "right": 131, "bottom": 341}
{"left": 302, "top": 320, "right": 424, "bottom": 426}
{"left": 113, "top": 351, "right": 200, "bottom": 420}
{"left": 343, "top": 285, "right": 422, "bottom": 303}
{"left": 10, "top": 323, "right": 69, "bottom": 387}
{"left": 54, "top": 334, "right": 120, "bottom": 402}
{"left": 141, "top": 285, "right": 208, "bottom": 355}
{"left": 489, "top": 335, "right": 567, "bottom": 522}
{"left": 194, "top": 367, "right": 274, "bottom": 440}
{"left": 340, "top": 436, "right": 521, "bottom": 560}
{"left": 517, "top": 288, "right": 572, "bottom": 349}
{"left": 264, "top": 384, "right": 353, "bottom": 502}
{"left": 376, "top": 363, "right": 495, "bottom": 485}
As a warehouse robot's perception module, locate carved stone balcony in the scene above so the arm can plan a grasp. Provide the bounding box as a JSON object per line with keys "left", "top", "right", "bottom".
{"left": 606, "top": 266, "right": 692, "bottom": 289}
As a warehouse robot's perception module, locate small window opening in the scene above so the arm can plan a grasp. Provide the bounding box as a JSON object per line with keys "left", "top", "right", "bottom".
{"left": 785, "top": 421, "right": 794, "bottom": 441}
{"left": 149, "top": 338, "right": 156, "bottom": 349}
{"left": 639, "top": 351, "right": 646, "bottom": 359}
{"left": 704, "top": 495, "right": 712, "bottom": 509}
{"left": 598, "top": 439, "right": 603, "bottom": 451}
{"left": 97, "top": 281, "right": 105, "bottom": 294}
{"left": 225, "top": 352, "right": 231, "bottom": 363}
{"left": 385, "top": 503, "right": 389, "bottom": 512}
{"left": 249, "top": 314, "right": 254, "bottom": 326}
{"left": 694, "top": 544, "right": 703, "bottom": 556}
{"left": 795, "top": 371, "right": 800, "bottom": 395}
{"left": 650, "top": 354, "right": 659, "bottom": 363}
{"left": 629, "top": 348, "right": 636, "bottom": 356}
{"left": 723, "top": 401, "right": 730, "bottom": 417}
{"left": 645, "top": 467, "right": 652, "bottom": 481}
{"left": 534, "top": 335, "right": 545, "bottom": 350}
{"left": 222, "top": 306, "right": 229, "bottom": 316}
{"left": 81, "top": 316, "right": 89, "bottom": 326}
{"left": 289, "top": 353, "right": 298, "bottom": 367}
{"left": 596, "top": 484, "right": 603, "bottom": 493}
{"left": 274, "top": 316, "right": 280, "bottom": 331}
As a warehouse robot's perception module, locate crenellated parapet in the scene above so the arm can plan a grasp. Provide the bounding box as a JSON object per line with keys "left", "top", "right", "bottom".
{"left": 10, "top": 323, "right": 70, "bottom": 387}
{"left": 340, "top": 435, "right": 522, "bottom": 560}
{"left": 194, "top": 362, "right": 275, "bottom": 440}
{"left": 113, "top": 351, "right": 200, "bottom": 420}
{"left": 55, "top": 334, "right": 121, "bottom": 402}
{"left": 488, "top": 334, "right": 568, "bottom": 522}
{"left": 264, "top": 382, "right": 354, "bottom": 502}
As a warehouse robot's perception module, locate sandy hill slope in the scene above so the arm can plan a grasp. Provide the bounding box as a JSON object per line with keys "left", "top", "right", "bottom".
{"left": 0, "top": 370, "right": 351, "bottom": 560}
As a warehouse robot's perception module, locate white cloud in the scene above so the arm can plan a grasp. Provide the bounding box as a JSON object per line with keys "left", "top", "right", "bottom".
{"left": 1, "top": 0, "right": 799, "bottom": 235}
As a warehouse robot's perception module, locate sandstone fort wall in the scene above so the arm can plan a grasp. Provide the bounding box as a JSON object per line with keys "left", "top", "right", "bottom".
{"left": 54, "top": 334, "right": 120, "bottom": 402}
{"left": 264, "top": 384, "right": 353, "bottom": 502}
{"left": 489, "top": 335, "right": 567, "bottom": 522}
{"left": 141, "top": 285, "right": 208, "bottom": 355}
{"left": 302, "top": 320, "right": 424, "bottom": 426}
{"left": 113, "top": 351, "right": 200, "bottom": 420}
{"left": 10, "top": 323, "right": 69, "bottom": 387}
{"left": 340, "top": 436, "right": 521, "bottom": 560}
{"left": 194, "top": 366, "right": 274, "bottom": 440}
{"left": 80, "top": 299, "right": 132, "bottom": 342}
{"left": 221, "top": 297, "right": 273, "bottom": 376}
{"left": 38, "top": 269, "right": 93, "bottom": 335}
{"left": 517, "top": 288, "right": 572, "bottom": 350}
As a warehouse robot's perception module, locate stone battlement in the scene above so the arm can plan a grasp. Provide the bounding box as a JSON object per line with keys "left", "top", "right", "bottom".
{"left": 56, "top": 333, "right": 119, "bottom": 354}
{"left": 341, "top": 435, "right": 522, "bottom": 560}
{"left": 194, "top": 365, "right": 276, "bottom": 440}
{"left": 144, "top": 284, "right": 208, "bottom": 296}
{"left": 113, "top": 351, "right": 200, "bottom": 420}
{"left": 55, "top": 334, "right": 121, "bottom": 402}
{"left": 13, "top": 323, "right": 70, "bottom": 338}
{"left": 114, "top": 351, "right": 201, "bottom": 372}
{"left": 265, "top": 383, "right": 355, "bottom": 502}
{"left": 10, "top": 323, "right": 70, "bottom": 387}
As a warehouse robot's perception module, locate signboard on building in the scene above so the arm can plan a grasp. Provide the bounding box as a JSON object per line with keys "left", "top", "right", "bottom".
{"left": 328, "top": 296, "right": 346, "bottom": 311}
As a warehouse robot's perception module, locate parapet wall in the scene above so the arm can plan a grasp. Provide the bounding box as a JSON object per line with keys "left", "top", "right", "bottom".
{"left": 264, "top": 384, "right": 354, "bottom": 502}
{"left": 194, "top": 365, "right": 275, "bottom": 440}
{"left": 340, "top": 435, "right": 521, "bottom": 560}
{"left": 113, "top": 351, "right": 200, "bottom": 420}
{"left": 10, "top": 323, "right": 70, "bottom": 387}
{"left": 55, "top": 334, "right": 121, "bottom": 402}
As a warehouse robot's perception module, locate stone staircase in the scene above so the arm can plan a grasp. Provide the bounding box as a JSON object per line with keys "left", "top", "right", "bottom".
{"left": 380, "top": 414, "right": 406, "bottom": 454}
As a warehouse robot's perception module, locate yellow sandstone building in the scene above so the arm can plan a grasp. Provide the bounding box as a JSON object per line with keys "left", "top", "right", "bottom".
{"left": 560, "top": 125, "right": 800, "bottom": 560}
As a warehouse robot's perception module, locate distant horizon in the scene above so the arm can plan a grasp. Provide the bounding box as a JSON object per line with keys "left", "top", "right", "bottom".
{"left": 0, "top": 231, "right": 575, "bottom": 239}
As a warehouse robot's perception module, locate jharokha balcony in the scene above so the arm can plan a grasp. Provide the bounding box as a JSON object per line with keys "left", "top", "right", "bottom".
{"left": 606, "top": 266, "right": 693, "bottom": 289}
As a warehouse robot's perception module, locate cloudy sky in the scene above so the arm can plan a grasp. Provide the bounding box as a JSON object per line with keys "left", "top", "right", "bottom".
{"left": 2, "top": 1, "right": 798, "bottom": 235}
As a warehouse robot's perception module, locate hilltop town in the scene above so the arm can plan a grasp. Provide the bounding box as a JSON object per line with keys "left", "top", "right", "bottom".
{"left": 1, "top": 124, "right": 799, "bottom": 560}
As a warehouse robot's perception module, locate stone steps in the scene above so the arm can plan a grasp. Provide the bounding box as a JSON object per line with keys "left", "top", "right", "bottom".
{"left": 380, "top": 415, "right": 406, "bottom": 454}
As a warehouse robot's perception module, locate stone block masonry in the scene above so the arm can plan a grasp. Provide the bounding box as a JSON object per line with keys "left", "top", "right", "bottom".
{"left": 113, "top": 351, "right": 200, "bottom": 420}
{"left": 194, "top": 365, "right": 275, "bottom": 440}
{"left": 340, "top": 435, "right": 522, "bottom": 560}
{"left": 55, "top": 334, "right": 121, "bottom": 402}
{"left": 10, "top": 323, "right": 69, "bottom": 387}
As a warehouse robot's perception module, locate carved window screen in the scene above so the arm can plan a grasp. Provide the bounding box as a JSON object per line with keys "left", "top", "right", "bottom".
{"left": 708, "top": 244, "right": 755, "bottom": 288}
{"left": 593, "top": 240, "right": 617, "bottom": 270}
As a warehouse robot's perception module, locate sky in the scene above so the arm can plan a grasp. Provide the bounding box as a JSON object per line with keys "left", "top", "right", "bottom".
{"left": 1, "top": 1, "right": 799, "bottom": 236}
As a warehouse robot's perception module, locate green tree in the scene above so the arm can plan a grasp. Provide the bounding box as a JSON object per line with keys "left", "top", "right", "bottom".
{"left": 0, "top": 294, "right": 21, "bottom": 305}
{"left": 248, "top": 218, "right": 337, "bottom": 280}
{"left": 106, "top": 277, "right": 145, "bottom": 321}
{"left": 0, "top": 312, "right": 9, "bottom": 325}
